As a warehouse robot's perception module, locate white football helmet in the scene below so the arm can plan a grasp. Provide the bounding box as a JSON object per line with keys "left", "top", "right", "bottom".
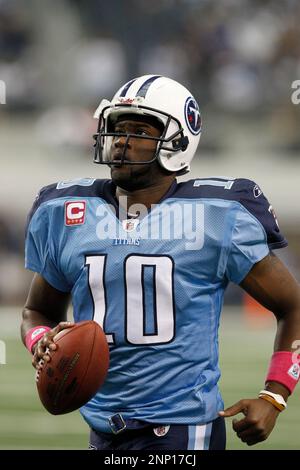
{"left": 93, "top": 75, "right": 202, "bottom": 174}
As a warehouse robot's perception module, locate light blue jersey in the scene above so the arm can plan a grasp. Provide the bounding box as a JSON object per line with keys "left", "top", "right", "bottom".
{"left": 25, "top": 177, "right": 287, "bottom": 432}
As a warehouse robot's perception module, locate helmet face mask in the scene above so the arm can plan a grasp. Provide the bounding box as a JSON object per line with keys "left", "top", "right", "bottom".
{"left": 94, "top": 103, "right": 189, "bottom": 168}
{"left": 93, "top": 75, "right": 201, "bottom": 174}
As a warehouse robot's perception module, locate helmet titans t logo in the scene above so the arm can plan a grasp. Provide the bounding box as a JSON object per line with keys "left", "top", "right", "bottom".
{"left": 185, "top": 97, "right": 201, "bottom": 135}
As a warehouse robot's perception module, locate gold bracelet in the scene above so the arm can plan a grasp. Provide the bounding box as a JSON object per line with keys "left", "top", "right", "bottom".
{"left": 259, "top": 394, "right": 285, "bottom": 412}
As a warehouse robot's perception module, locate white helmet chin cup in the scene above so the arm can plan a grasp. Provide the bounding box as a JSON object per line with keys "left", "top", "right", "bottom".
{"left": 94, "top": 75, "right": 202, "bottom": 173}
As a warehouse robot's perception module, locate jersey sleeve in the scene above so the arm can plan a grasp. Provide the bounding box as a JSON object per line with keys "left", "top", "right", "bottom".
{"left": 236, "top": 179, "right": 288, "bottom": 250}
{"left": 25, "top": 200, "right": 71, "bottom": 293}
{"left": 225, "top": 205, "right": 270, "bottom": 284}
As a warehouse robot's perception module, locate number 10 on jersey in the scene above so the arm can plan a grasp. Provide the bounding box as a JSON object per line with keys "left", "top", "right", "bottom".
{"left": 85, "top": 255, "right": 175, "bottom": 346}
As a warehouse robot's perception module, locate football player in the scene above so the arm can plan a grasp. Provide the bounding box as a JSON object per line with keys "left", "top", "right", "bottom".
{"left": 21, "top": 75, "right": 300, "bottom": 450}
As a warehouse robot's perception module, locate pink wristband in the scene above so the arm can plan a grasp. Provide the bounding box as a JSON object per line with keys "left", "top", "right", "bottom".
{"left": 25, "top": 326, "right": 51, "bottom": 354}
{"left": 266, "top": 351, "right": 300, "bottom": 394}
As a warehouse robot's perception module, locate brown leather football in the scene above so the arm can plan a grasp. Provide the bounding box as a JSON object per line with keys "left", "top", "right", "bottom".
{"left": 36, "top": 320, "right": 109, "bottom": 415}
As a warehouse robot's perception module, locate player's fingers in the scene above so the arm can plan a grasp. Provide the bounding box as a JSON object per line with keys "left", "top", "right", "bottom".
{"left": 42, "top": 347, "right": 52, "bottom": 362}
{"left": 237, "top": 427, "right": 265, "bottom": 442}
{"left": 56, "top": 321, "right": 75, "bottom": 332}
{"left": 219, "top": 400, "right": 249, "bottom": 418}
{"left": 232, "top": 417, "right": 251, "bottom": 433}
{"left": 39, "top": 327, "right": 62, "bottom": 349}
{"left": 245, "top": 440, "right": 257, "bottom": 446}
{"left": 39, "top": 334, "right": 54, "bottom": 352}
{"left": 31, "top": 333, "right": 53, "bottom": 367}
{"left": 35, "top": 341, "right": 46, "bottom": 358}
{"left": 31, "top": 324, "right": 73, "bottom": 368}
{"left": 40, "top": 333, "right": 51, "bottom": 345}
{"left": 51, "top": 322, "right": 75, "bottom": 343}
{"left": 32, "top": 336, "right": 51, "bottom": 365}
{"left": 47, "top": 322, "right": 74, "bottom": 344}
{"left": 32, "top": 354, "right": 44, "bottom": 369}
{"left": 233, "top": 416, "right": 269, "bottom": 446}
{"left": 41, "top": 333, "right": 57, "bottom": 349}
{"left": 240, "top": 430, "right": 267, "bottom": 446}
{"left": 245, "top": 436, "right": 266, "bottom": 446}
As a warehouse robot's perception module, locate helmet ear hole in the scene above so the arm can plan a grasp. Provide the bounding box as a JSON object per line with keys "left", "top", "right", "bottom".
{"left": 172, "top": 136, "right": 189, "bottom": 152}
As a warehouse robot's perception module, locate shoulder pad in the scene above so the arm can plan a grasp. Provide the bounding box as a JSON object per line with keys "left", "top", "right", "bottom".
{"left": 231, "top": 179, "right": 287, "bottom": 249}
{"left": 175, "top": 178, "right": 287, "bottom": 249}
{"left": 26, "top": 178, "right": 110, "bottom": 231}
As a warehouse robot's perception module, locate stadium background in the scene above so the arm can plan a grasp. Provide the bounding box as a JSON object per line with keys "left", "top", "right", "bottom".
{"left": 0, "top": 0, "right": 299, "bottom": 449}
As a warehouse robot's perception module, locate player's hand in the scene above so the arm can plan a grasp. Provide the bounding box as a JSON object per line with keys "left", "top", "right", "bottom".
{"left": 32, "top": 321, "right": 75, "bottom": 369}
{"left": 219, "top": 398, "right": 280, "bottom": 446}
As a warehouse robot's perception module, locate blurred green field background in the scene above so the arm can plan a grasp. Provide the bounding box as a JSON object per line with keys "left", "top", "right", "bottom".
{"left": 0, "top": 307, "right": 299, "bottom": 450}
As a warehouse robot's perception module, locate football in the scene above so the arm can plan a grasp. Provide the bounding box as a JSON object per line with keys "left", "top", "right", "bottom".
{"left": 36, "top": 320, "right": 109, "bottom": 415}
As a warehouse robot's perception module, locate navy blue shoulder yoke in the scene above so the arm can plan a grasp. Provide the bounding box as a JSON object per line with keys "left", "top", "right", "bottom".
{"left": 172, "top": 177, "right": 287, "bottom": 249}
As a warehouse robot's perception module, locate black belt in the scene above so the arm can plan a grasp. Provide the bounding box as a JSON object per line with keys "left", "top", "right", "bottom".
{"left": 96, "top": 414, "right": 160, "bottom": 435}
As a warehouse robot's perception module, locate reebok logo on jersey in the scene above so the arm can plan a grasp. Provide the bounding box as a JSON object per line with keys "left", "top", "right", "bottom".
{"left": 65, "top": 201, "right": 86, "bottom": 226}
{"left": 253, "top": 184, "right": 262, "bottom": 198}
